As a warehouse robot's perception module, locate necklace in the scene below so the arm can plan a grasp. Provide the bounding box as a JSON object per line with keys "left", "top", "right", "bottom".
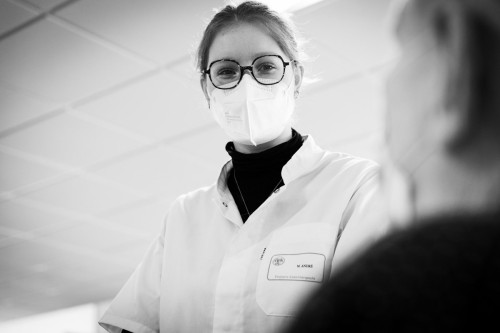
{"left": 233, "top": 168, "right": 283, "bottom": 218}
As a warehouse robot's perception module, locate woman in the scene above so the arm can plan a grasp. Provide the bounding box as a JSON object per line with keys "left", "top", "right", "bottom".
{"left": 99, "top": 2, "right": 388, "bottom": 332}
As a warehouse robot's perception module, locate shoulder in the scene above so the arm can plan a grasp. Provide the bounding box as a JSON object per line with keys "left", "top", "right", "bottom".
{"left": 347, "top": 214, "right": 500, "bottom": 268}
{"left": 319, "top": 150, "right": 380, "bottom": 186}
{"left": 167, "top": 183, "right": 218, "bottom": 216}
{"left": 292, "top": 214, "right": 500, "bottom": 332}
{"left": 300, "top": 134, "right": 379, "bottom": 172}
{"left": 333, "top": 213, "right": 500, "bottom": 299}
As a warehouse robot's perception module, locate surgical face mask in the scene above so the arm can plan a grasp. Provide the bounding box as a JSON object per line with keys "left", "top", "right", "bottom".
{"left": 208, "top": 74, "right": 295, "bottom": 146}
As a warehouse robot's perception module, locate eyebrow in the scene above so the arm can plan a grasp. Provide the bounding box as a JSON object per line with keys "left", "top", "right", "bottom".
{"left": 209, "top": 52, "right": 288, "bottom": 65}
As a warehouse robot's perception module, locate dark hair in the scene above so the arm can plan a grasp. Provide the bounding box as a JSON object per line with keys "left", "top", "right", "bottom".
{"left": 407, "top": 0, "right": 500, "bottom": 151}
{"left": 196, "top": 1, "right": 301, "bottom": 73}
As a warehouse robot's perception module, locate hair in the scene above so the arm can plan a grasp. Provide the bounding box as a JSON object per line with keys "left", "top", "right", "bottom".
{"left": 403, "top": 0, "right": 500, "bottom": 152}
{"left": 196, "top": 1, "right": 302, "bottom": 73}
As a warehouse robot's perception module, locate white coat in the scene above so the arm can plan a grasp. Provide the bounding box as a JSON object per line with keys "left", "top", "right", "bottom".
{"left": 99, "top": 135, "right": 391, "bottom": 333}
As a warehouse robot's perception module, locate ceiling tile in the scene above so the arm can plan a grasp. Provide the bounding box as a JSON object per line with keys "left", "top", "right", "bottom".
{"left": 7, "top": 269, "right": 68, "bottom": 296}
{"left": 0, "top": 240, "right": 63, "bottom": 277}
{"left": 75, "top": 71, "right": 212, "bottom": 140}
{"left": 300, "top": 42, "right": 359, "bottom": 89}
{"left": 295, "top": 0, "right": 397, "bottom": 71}
{"left": 294, "top": 75, "right": 384, "bottom": 159}
{"left": 0, "top": 18, "right": 152, "bottom": 104}
{"left": 40, "top": 222, "right": 144, "bottom": 253}
{"left": 57, "top": 250, "right": 137, "bottom": 282}
{"left": 104, "top": 197, "right": 169, "bottom": 238}
{"left": 56, "top": 0, "right": 224, "bottom": 64}
{"left": 0, "top": 112, "right": 144, "bottom": 167}
{"left": 0, "top": 151, "right": 60, "bottom": 192}
{"left": 325, "top": 130, "right": 384, "bottom": 162}
{"left": 0, "top": 199, "right": 75, "bottom": 234}
{"left": 0, "top": 0, "right": 37, "bottom": 35}
{"left": 23, "top": 0, "right": 68, "bottom": 11}
{"left": 104, "top": 240, "right": 151, "bottom": 270}
{"left": 20, "top": 175, "right": 145, "bottom": 216}
{"left": 0, "top": 85, "right": 59, "bottom": 133}
{"left": 167, "top": 125, "right": 230, "bottom": 167}
{"left": 94, "top": 145, "right": 218, "bottom": 197}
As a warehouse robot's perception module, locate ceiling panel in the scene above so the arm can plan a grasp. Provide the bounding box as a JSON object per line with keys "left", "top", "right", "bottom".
{"left": 168, "top": 125, "right": 230, "bottom": 168}
{"left": 325, "top": 130, "right": 384, "bottom": 162}
{"left": 56, "top": 0, "right": 224, "bottom": 64}
{"left": 0, "top": 18, "right": 153, "bottom": 104}
{"left": 0, "top": 240, "right": 64, "bottom": 278}
{"left": 0, "top": 199, "right": 74, "bottom": 235}
{"left": 0, "top": 85, "right": 59, "bottom": 133}
{"left": 40, "top": 222, "right": 146, "bottom": 253}
{"left": 104, "top": 241, "right": 152, "bottom": 274}
{"left": 0, "top": 151, "right": 60, "bottom": 192}
{"left": 0, "top": 112, "right": 144, "bottom": 167}
{"left": 75, "top": 71, "right": 212, "bottom": 140}
{"left": 94, "top": 145, "right": 218, "bottom": 197}
{"left": 295, "top": 0, "right": 397, "bottom": 72}
{"left": 294, "top": 75, "right": 384, "bottom": 154}
{"left": 22, "top": 0, "right": 68, "bottom": 12}
{"left": 51, "top": 259, "right": 135, "bottom": 292}
{"left": 104, "top": 197, "right": 170, "bottom": 238}
{"left": 20, "top": 175, "right": 145, "bottom": 216}
{"left": 299, "top": 42, "right": 359, "bottom": 90}
{"left": 0, "top": 0, "right": 37, "bottom": 35}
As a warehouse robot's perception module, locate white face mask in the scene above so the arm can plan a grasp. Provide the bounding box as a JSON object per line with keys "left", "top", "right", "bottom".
{"left": 208, "top": 74, "right": 295, "bottom": 146}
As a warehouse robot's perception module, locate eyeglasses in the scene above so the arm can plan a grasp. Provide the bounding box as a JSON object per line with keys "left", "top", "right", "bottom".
{"left": 203, "top": 54, "right": 294, "bottom": 90}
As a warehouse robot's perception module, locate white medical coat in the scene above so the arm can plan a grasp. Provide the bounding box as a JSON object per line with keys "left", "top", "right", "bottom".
{"left": 99, "top": 135, "right": 390, "bottom": 333}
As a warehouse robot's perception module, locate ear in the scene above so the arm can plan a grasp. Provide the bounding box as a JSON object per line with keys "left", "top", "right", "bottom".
{"left": 200, "top": 75, "right": 210, "bottom": 107}
{"left": 293, "top": 61, "right": 304, "bottom": 93}
{"left": 434, "top": 3, "right": 474, "bottom": 151}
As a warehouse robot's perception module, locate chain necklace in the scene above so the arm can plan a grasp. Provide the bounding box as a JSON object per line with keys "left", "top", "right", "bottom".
{"left": 233, "top": 169, "right": 283, "bottom": 218}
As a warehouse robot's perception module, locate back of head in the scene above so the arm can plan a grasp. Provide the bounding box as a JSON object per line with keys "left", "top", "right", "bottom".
{"left": 384, "top": 0, "right": 500, "bottom": 220}
{"left": 400, "top": 0, "right": 500, "bottom": 156}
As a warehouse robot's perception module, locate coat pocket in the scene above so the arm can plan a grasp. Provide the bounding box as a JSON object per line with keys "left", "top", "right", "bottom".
{"left": 256, "top": 223, "right": 336, "bottom": 316}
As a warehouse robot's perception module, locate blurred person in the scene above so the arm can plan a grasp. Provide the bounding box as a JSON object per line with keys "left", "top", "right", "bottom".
{"left": 284, "top": 0, "right": 500, "bottom": 332}
{"left": 98, "top": 1, "right": 391, "bottom": 333}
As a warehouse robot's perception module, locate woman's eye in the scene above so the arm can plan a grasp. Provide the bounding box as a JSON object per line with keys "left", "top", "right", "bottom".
{"left": 217, "top": 68, "right": 238, "bottom": 77}
{"left": 257, "top": 64, "right": 277, "bottom": 73}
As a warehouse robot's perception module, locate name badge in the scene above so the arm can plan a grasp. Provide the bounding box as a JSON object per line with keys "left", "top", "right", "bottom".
{"left": 267, "top": 253, "right": 325, "bottom": 283}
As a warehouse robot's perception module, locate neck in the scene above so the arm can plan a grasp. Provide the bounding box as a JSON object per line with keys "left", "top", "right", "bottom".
{"left": 233, "top": 127, "right": 293, "bottom": 154}
{"left": 413, "top": 155, "right": 500, "bottom": 219}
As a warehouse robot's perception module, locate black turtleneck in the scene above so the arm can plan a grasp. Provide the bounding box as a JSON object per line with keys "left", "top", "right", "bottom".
{"left": 226, "top": 129, "right": 304, "bottom": 222}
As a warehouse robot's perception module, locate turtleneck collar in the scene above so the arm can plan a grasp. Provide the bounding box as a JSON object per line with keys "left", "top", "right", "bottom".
{"left": 225, "top": 128, "right": 304, "bottom": 222}
{"left": 226, "top": 129, "right": 303, "bottom": 173}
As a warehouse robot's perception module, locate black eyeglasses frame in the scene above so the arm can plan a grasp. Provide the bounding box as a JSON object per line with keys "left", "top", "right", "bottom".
{"left": 203, "top": 54, "right": 295, "bottom": 90}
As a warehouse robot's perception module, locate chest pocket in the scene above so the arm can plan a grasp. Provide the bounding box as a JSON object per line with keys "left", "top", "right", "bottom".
{"left": 256, "top": 223, "right": 336, "bottom": 317}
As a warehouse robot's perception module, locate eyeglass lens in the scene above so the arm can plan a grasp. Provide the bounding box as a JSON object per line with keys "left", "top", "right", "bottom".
{"left": 209, "top": 55, "right": 286, "bottom": 88}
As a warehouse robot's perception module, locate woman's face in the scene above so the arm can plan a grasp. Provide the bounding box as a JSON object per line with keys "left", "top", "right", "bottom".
{"left": 201, "top": 22, "right": 300, "bottom": 99}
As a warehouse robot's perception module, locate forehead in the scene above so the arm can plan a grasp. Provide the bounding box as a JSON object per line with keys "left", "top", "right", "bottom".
{"left": 208, "top": 22, "right": 285, "bottom": 64}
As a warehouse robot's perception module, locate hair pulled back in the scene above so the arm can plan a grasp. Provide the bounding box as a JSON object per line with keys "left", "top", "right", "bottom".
{"left": 196, "top": 1, "right": 301, "bottom": 73}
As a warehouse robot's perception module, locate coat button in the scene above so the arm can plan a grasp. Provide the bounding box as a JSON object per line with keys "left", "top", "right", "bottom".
{"left": 222, "top": 202, "right": 228, "bottom": 207}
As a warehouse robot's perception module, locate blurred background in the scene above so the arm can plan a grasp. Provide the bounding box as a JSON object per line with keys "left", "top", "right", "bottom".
{"left": 0, "top": 0, "right": 397, "bottom": 331}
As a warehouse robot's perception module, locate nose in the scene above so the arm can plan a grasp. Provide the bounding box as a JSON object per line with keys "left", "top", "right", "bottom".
{"left": 241, "top": 65, "right": 253, "bottom": 77}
